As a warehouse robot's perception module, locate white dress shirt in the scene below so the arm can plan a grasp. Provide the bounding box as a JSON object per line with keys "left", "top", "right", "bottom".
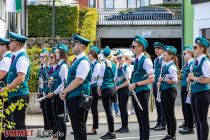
{"left": 91, "top": 59, "right": 100, "bottom": 85}
{"left": 15, "top": 48, "right": 30, "bottom": 74}
{"left": 136, "top": 53, "right": 154, "bottom": 76}
{"left": 164, "top": 60, "right": 178, "bottom": 82}
{"left": 98, "top": 62, "right": 106, "bottom": 86}
{"left": 0, "top": 51, "right": 12, "bottom": 72}
{"left": 53, "top": 60, "right": 68, "bottom": 94}
{"left": 72, "top": 52, "right": 91, "bottom": 80}
{"left": 190, "top": 54, "right": 210, "bottom": 78}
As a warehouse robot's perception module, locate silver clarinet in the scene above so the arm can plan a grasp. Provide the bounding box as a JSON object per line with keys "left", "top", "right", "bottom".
{"left": 121, "top": 68, "right": 143, "bottom": 110}
{"left": 156, "top": 62, "right": 163, "bottom": 103}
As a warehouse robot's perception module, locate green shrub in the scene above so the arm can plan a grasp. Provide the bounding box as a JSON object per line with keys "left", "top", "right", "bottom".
{"left": 28, "top": 5, "right": 79, "bottom": 37}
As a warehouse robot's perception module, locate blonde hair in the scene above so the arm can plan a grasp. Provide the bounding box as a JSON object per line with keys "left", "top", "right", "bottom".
{"left": 105, "top": 53, "right": 113, "bottom": 68}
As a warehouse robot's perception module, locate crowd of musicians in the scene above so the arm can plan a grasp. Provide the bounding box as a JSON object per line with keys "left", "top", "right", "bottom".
{"left": 0, "top": 32, "right": 210, "bottom": 140}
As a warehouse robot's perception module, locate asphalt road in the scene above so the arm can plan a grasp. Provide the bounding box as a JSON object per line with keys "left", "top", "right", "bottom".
{"left": 26, "top": 119, "right": 210, "bottom": 140}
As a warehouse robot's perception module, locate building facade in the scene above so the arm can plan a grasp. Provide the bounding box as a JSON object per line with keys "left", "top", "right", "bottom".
{"left": 0, "top": 0, "right": 8, "bottom": 37}
{"left": 192, "top": 0, "right": 210, "bottom": 42}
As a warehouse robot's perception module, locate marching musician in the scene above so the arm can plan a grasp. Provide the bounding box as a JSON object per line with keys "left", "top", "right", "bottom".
{"left": 60, "top": 34, "right": 92, "bottom": 140}
{"left": 151, "top": 41, "right": 166, "bottom": 131}
{"left": 115, "top": 50, "right": 132, "bottom": 133}
{"left": 158, "top": 46, "right": 178, "bottom": 140}
{"left": 47, "top": 47, "right": 58, "bottom": 137}
{"left": 46, "top": 44, "right": 69, "bottom": 140}
{"left": 98, "top": 46, "right": 117, "bottom": 139}
{"left": 0, "top": 32, "right": 30, "bottom": 140}
{"left": 0, "top": 37, "right": 12, "bottom": 139}
{"left": 87, "top": 46, "right": 101, "bottom": 135}
{"left": 0, "top": 37, "right": 12, "bottom": 87}
{"left": 179, "top": 46, "right": 194, "bottom": 135}
{"left": 129, "top": 35, "right": 154, "bottom": 140}
{"left": 188, "top": 37, "right": 210, "bottom": 140}
{"left": 38, "top": 48, "right": 51, "bottom": 133}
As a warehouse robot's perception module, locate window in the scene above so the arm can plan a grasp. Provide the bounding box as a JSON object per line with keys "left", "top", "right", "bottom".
{"left": 128, "top": 0, "right": 137, "bottom": 8}
{"left": 105, "top": 0, "right": 114, "bottom": 8}
{"left": 115, "top": 0, "right": 127, "bottom": 8}
{"left": 0, "top": 0, "right": 6, "bottom": 21}
{"left": 89, "top": 0, "right": 96, "bottom": 8}
{"left": 202, "top": 28, "right": 210, "bottom": 41}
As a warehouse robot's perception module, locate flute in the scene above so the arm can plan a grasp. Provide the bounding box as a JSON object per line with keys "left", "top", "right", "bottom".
{"left": 121, "top": 68, "right": 143, "bottom": 110}
{"left": 156, "top": 61, "right": 163, "bottom": 103}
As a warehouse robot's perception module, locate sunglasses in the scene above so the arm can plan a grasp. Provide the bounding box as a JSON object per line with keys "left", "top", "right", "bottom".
{"left": 194, "top": 46, "right": 198, "bottom": 50}
{"left": 117, "top": 56, "right": 122, "bottom": 60}
{"left": 50, "top": 56, "right": 55, "bottom": 60}
{"left": 39, "top": 56, "right": 45, "bottom": 59}
{"left": 183, "top": 52, "right": 186, "bottom": 56}
{"left": 130, "top": 45, "right": 139, "bottom": 49}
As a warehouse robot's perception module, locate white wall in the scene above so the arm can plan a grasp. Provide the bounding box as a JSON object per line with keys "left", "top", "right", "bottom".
{"left": 0, "top": 20, "right": 7, "bottom": 38}
{"left": 194, "top": 2, "right": 210, "bottom": 40}
{"left": 150, "top": 0, "right": 163, "bottom": 5}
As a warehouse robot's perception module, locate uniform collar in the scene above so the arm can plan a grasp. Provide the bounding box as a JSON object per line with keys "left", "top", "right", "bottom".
{"left": 119, "top": 63, "right": 126, "bottom": 67}
{"left": 137, "top": 53, "right": 144, "bottom": 60}
{"left": 158, "top": 55, "right": 163, "bottom": 59}
{"left": 3, "top": 51, "right": 11, "bottom": 58}
{"left": 58, "top": 59, "right": 64, "bottom": 65}
{"left": 187, "top": 59, "right": 193, "bottom": 64}
{"left": 196, "top": 54, "right": 206, "bottom": 63}
{"left": 165, "top": 60, "right": 173, "bottom": 66}
{"left": 76, "top": 52, "right": 86, "bottom": 60}
{"left": 15, "top": 48, "right": 25, "bottom": 57}
{"left": 92, "top": 59, "right": 96, "bottom": 64}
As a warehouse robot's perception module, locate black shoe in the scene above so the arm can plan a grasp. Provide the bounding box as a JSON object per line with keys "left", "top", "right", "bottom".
{"left": 115, "top": 128, "right": 123, "bottom": 133}
{"left": 153, "top": 125, "right": 166, "bottom": 131}
{"left": 160, "top": 135, "right": 171, "bottom": 140}
{"left": 179, "top": 128, "right": 194, "bottom": 135}
{"left": 166, "top": 136, "right": 176, "bottom": 140}
{"left": 150, "top": 123, "right": 160, "bottom": 130}
{"left": 179, "top": 123, "right": 185, "bottom": 128}
{"left": 87, "top": 131, "right": 97, "bottom": 135}
{"left": 119, "top": 128, "right": 129, "bottom": 133}
{"left": 100, "top": 132, "right": 116, "bottom": 139}
{"left": 70, "top": 132, "right": 74, "bottom": 135}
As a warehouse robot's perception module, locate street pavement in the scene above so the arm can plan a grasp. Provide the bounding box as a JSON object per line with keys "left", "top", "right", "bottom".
{"left": 28, "top": 119, "right": 210, "bottom": 140}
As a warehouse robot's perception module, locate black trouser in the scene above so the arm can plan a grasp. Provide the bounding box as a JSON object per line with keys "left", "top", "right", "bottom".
{"left": 101, "top": 88, "right": 115, "bottom": 133}
{"left": 67, "top": 96, "right": 88, "bottom": 140}
{"left": 132, "top": 90, "right": 150, "bottom": 140}
{"left": 8, "top": 95, "right": 29, "bottom": 140}
{"left": 181, "top": 86, "right": 194, "bottom": 129}
{"left": 161, "top": 88, "right": 177, "bottom": 137}
{"left": 90, "top": 86, "right": 99, "bottom": 129}
{"left": 1, "top": 96, "right": 9, "bottom": 139}
{"left": 118, "top": 87, "right": 129, "bottom": 129}
{"left": 153, "top": 85, "right": 166, "bottom": 126}
{"left": 51, "top": 95, "right": 66, "bottom": 140}
{"left": 191, "top": 90, "right": 210, "bottom": 140}
{"left": 38, "top": 93, "right": 52, "bottom": 131}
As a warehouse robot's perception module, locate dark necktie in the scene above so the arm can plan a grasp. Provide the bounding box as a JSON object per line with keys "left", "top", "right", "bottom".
{"left": 73, "top": 57, "right": 77, "bottom": 63}
{"left": 195, "top": 59, "right": 198, "bottom": 66}
{"left": 11, "top": 55, "right": 15, "bottom": 63}
{"left": 157, "top": 58, "right": 159, "bottom": 63}
{"left": 184, "top": 63, "right": 188, "bottom": 68}
{"left": 134, "top": 58, "right": 138, "bottom": 70}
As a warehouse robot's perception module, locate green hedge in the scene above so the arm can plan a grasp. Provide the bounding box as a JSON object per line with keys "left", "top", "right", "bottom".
{"left": 28, "top": 5, "right": 79, "bottom": 37}
{"left": 79, "top": 8, "right": 98, "bottom": 48}
{"left": 28, "top": 6, "right": 98, "bottom": 93}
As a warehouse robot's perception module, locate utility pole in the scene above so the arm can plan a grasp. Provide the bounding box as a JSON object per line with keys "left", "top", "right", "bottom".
{"left": 52, "top": 0, "right": 56, "bottom": 47}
